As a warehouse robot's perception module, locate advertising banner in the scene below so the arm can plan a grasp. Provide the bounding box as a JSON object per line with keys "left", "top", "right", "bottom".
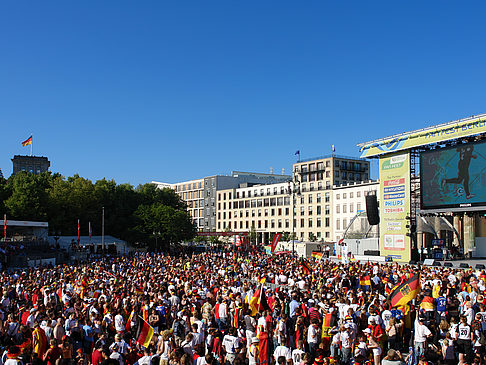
{"left": 380, "top": 152, "right": 411, "bottom": 262}
{"left": 360, "top": 114, "right": 486, "bottom": 158}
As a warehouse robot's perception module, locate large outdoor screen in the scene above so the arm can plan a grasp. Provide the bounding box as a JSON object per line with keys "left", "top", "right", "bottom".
{"left": 420, "top": 140, "right": 486, "bottom": 211}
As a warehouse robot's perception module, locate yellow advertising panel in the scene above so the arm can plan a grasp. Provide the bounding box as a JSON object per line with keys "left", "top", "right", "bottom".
{"left": 380, "top": 152, "right": 411, "bottom": 262}
{"left": 360, "top": 114, "right": 486, "bottom": 158}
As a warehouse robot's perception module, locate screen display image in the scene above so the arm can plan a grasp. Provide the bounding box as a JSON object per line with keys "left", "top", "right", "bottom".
{"left": 421, "top": 140, "right": 486, "bottom": 210}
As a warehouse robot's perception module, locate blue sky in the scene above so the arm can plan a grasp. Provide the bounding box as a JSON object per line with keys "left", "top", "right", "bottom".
{"left": 1, "top": 1, "right": 485, "bottom": 186}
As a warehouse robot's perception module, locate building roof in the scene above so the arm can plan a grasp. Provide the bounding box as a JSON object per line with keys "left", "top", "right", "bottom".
{"left": 357, "top": 113, "right": 486, "bottom": 147}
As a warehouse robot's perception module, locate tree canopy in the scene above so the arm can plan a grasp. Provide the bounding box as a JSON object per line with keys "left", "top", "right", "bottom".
{"left": 0, "top": 172, "right": 195, "bottom": 250}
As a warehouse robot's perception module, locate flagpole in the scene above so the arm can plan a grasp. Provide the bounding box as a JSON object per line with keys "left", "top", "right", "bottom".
{"left": 31, "top": 135, "right": 33, "bottom": 156}
{"left": 257, "top": 282, "right": 264, "bottom": 313}
{"left": 3, "top": 214, "right": 6, "bottom": 250}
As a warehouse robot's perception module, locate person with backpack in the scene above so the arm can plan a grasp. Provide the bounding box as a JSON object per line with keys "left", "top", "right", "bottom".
{"left": 172, "top": 314, "right": 186, "bottom": 347}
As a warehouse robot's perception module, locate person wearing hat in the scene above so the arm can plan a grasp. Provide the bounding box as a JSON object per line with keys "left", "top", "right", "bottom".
{"left": 413, "top": 313, "right": 432, "bottom": 365}
{"left": 248, "top": 337, "right": 259, "bottom": 365}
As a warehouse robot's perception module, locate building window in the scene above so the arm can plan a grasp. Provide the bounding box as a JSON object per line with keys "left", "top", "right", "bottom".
{"left": 325, "top": 232, "right": 330, "bottom": 238}
{"left": 336, "top": 194, "right": 340, "bottom": 200}
{"left": 357, "top": 191, "right": 361, "bottom": 198}
{"left": 343, "top": 219, "right": 347, "bottom": 229}
{"left": 308, "top": 195, "right": 313, "bottom": 204}
{"left": 325, "top": 205, "right": 330, "bottom": 215}
{"left": 308, "top": 206, "right": 313, "bottom": 215}
{"left": 343, "top": 193, "right": 347, "bottom": 199}
{"left": 300, "top": 219, "right": 305, "bottom": 228}
{"left": 325, "top": 192, "right": 330, "bottom": 202}
{"left": 350, "top": 203, "right": 354, "bottom": 213}
{"left": 317, "top": 206, "right": 321, "bottom": 215}
{"left": 343, "top": 204, "right": 347, "bottom": 213}
{"left": 308, "top": 218, "right": 313, "bottom": 228}
{"left": 285, "top": 219, "right": 289, "bottom": 228}
{"left": 336, "top": 219, "right": 340, "bottom": 230}
{"left": 325, "top": 217, "right": 330, "bottom": 227}
{"left": 336, "top": 205, "right": 340, "bottom": 213}
{"left": 317, "top": 218, "right": 321, "bottom": 227}
{"left": 300, "top": 206, "right": 305, "bottom": 215}
{"left": 357, "top": 203, "right": 361, "bottom": 211}
{"left": 317, "top": 193, "right": 321, "bottom": 203}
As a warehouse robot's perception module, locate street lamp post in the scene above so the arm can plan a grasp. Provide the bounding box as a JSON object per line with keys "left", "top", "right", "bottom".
{"left": 288, "top": 169, "right": 301, "bottom": 256}
{"left": 102, "top": 206, "right": 105, "bottom": 254}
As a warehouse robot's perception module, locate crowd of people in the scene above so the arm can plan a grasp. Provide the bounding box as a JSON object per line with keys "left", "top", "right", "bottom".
{"left": 0, "top": 247, "right": 485, "bottom": 365}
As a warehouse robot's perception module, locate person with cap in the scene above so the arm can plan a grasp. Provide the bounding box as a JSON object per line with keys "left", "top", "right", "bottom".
{"left": 248, "top": 337, "right": 259, "bottom": 365}
{"left": 413, "top": 313, "right": 432, "bottom": 365}
{"left": 363, "top": 327, "right": 381, "bottom": 365}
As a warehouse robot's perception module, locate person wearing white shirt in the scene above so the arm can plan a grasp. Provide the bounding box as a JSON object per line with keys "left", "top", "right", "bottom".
{"left": 114, "top": 312, "right": 125, "bottom": 333}
{"left": 273, "top": 338, "right": 291, "bottom": 364}
{"left": 414, "top": 316, "right": 432, "bottom": 364}
{"left": 307, "top": 321, "right": 319, "bottom": 359}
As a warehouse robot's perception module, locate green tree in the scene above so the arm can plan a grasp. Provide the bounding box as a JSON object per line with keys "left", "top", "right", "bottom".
{"left": 135, "top": 202, "right": 195, "bottom": 250}
{"left": 5, "top": 172, "right": 51, "bottom": 221}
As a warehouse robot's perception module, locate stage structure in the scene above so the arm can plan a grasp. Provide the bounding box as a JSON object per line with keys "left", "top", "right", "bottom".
{"left": 358, "top": 113, "right": 486, "bottom": 262}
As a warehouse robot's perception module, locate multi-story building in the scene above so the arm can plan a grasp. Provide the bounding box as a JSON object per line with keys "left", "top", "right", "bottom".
{"left": 217, "top": 182, "right": 292, "bottom": 243}
{"left": 217, "top": 155, "right": 371, "bottom": 243}
{"left": 12, "top": 155, "right": 50, "bottom": 175}
{"left": 153, "top": 171, "right": 290, "bottom": 231}
{"left": 152, "top": 179, "right": 205, "bottom": 230}
{"left": 333, "top": 180, "right": 380, "bottom": 242}
{"left": 291, "top": 155, "right": 370, "bottom": 241}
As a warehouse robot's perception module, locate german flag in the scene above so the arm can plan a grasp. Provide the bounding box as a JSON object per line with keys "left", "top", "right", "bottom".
{"left": 125, "top": 310, "right": 135, "bottom": 331}
{"left": 249, "top": 288, "right": 270, "bottom": 315}
{"left": 136, "top": 316, "right": 155, "bottom": 348}
{"left": 311, "top": 252, "right": 323, "bottom": 260}
{"left": 359, "top": 275, "right": 371, "bottom": 286}
{"left": 21, "top": 136, "right": 33, "bottom": 146}
{"left": 420, "top": 296, "right": 434, "bottom": 311}
{"left": 390, "top": 274, "right": 420, "bottom": 307}
{"left": 300, "top": 259, "right": 311, "bottom": 274}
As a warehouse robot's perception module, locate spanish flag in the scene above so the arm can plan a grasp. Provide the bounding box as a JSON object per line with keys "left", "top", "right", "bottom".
{"left": 22, "top": 136, "right": 33, "bottom": 146}
{"left": 390, "top": 274, "right": 420, "bottom": 307}
{"left": 136, "top": 316, "right": 155, "bottom": 348}
{"left": 359, "top": 275, "right": 371, "bottom": 286}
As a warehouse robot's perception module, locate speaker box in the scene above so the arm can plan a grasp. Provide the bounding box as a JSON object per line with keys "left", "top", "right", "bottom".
{"left": 365, "top": 194, "right": 380, "bottom": 225}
